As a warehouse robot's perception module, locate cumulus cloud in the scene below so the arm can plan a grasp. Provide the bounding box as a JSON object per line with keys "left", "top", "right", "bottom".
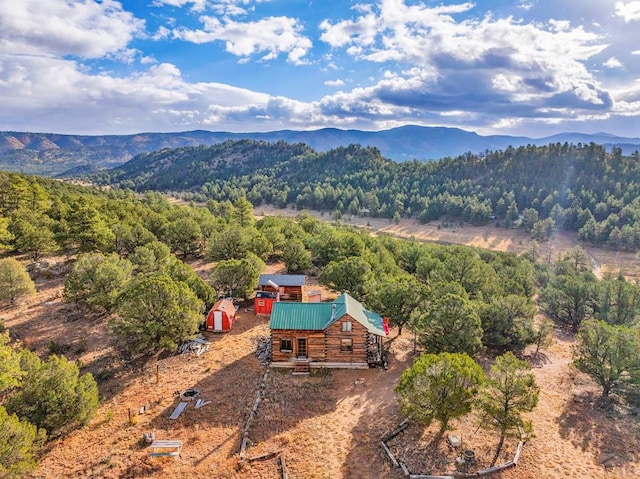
{"left": 317, "top": 0, "right": 612, "bottom": 129}
{"left": 603, "top": 57, "right": 623, "bottom": 68}
{"left": 173, "top": 15, "right": 312, "bottom": 63}
{"left": 0, "top": 55, "right": 270, "bottom": 133}
{"left": 615, "top": 1, "right": 640, "bottom": 22}
{"left": 0, "top": 0, "right": 144, "bottom": 59}
{"left": 153, "top": 0, "right": 210, "bottom": 11}
{"left": 0, "top": 0, "right": 637, "bottom": 137}
{"left": 152, "top": 0, "right": 272, "bottom": 15}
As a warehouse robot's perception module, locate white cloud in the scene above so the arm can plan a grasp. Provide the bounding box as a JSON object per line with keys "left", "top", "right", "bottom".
{"left": 518, "top": 1, "right": 535, "bottom": 11}
{"left": 609, "top": 84, "right": 640, "bottom": 119}
{"left": 319, "top": 12, "right": 378, "bottom": 48}
{"left": 615, "top": 1, "right": 640, "bottom": 22}
{"left": 0, "top": 0, "right": 144, "bottom": 59}
{"left": 0, "top": 55, "right": 271, "bottom": 134}
{"left": 152, "top": 1, "right": 272, "bottom": 14}
{"left": 318, "top": 0, "right": 611, "bottom": 122}
{"left": 153, "top": 26, "right": 172, "bottom": 41}
{"left": 603, "top": 57, "right": 623, "bottom": 68}
{"left": 173, "top": 15, "right": 312, "bottom": 64}
{"left": 211, "top": 4, "right": 248, "bottom": 16}
{"left": 152, "top": 0, "right": 209, "bottom": 12}
{"left": 0, "top": 0, "right": 636, "bottom": 137}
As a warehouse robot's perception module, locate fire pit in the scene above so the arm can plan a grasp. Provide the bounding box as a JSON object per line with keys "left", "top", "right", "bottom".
{"left": 179, "top": 387, "right": 201, "bottom": 401}
{"left": 463, "top": 450, "right": 476, "bottom": 462}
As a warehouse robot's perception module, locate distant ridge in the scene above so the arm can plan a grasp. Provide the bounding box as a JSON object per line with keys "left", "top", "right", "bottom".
{"left": 1, "top": 126, "right": 639, "bottom": 176}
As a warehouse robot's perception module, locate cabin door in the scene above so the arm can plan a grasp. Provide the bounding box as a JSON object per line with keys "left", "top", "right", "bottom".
{"left": 296, "top": 338, "right": 307, "bottom": 358}
{"left": 213, "top": 311, "right": 223, "bottom": 331}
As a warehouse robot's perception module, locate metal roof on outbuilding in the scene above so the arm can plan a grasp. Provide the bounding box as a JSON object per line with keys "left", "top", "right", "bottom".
{"left": 258, "top": 274, "right": 306, "bottom": 287}
{"left": 210, "top": 298, "right": 237, "bottom": 314}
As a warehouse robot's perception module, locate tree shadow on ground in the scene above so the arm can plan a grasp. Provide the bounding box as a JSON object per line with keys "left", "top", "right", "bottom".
{"left": 341, "top": 334, "right": 413, "bottom": 479}
{"left": 556, "top": 391, "right": 640, "bottom": 469}
{"left": 343, "top": 332, "right": 520, "bottom": 479}
{"left": 526, "top": 351, "right": 551, "bottom": 368}
{"left": 143, "top": 344, "right": 343, "bottom": 474}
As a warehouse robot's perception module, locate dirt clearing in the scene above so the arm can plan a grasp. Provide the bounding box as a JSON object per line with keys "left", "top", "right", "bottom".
{"left": 2, "top": 230, "right": 640, "bottom": 477}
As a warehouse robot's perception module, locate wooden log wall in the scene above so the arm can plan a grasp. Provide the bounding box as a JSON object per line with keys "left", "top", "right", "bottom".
{"left": 324, "top": 315, "right": 369, "bottom": 363}
{"left": 271, "top": 329, "right": 325, "bottom": 362}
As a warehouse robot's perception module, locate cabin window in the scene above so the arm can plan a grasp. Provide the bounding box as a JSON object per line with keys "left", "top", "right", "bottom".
{"left": 341, "top": 321, "right": 352, "bottom": 332}
{"left": 341, "top": 338, "right": 353, "bottom": 352}
{"left": 280, "top": 339, "right": 293, "bottom": 352}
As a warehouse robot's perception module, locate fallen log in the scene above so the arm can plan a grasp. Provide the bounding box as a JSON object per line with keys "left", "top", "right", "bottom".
{"left": 239, "top": 435, "right": 248, "bottom": 461}
{"left": 280, "top": 453, "right": 289, "bottom": 479}
{"left": 381, "top": 440, "right": 399, "bottom": 468}
{"left": 476, "top": 461, "right": 515, "bottom": 476}
{"left": 513, "top": 441, "right": 524, "bottom": 465}
{"left": 248, "top": 450, "right": 281, "bottom": 462}
{"left": 381, "top": 421, "right": 410, "bottom": 442}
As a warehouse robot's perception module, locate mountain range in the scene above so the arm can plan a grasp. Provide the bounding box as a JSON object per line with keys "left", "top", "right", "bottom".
{"left": 1, "top": 126, "right": 639, "bottom": 177}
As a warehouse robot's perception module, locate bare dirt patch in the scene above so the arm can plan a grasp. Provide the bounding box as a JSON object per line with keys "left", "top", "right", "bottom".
{"left": 2, "top": 253, "right": 640, "bottom": 477}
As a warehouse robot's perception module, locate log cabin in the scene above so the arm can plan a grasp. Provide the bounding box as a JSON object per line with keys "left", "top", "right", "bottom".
{"left": 270, "top": 293, "right": 389, "bottom": 371}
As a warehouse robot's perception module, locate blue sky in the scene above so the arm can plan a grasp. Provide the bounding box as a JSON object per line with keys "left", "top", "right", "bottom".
{"left": 1, "top": 0, "right": 640, "bottom": 137}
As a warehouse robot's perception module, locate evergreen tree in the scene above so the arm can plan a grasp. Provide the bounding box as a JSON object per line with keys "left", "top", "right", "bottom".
{"left": 208, "top": 259, "right": 260, "bottom": 299}
{"left": 112, "top": 273, "right": 204, "bottom": 357}
{"left": 0, "top": 406, "right": 46, "bottom": 478}
{"left": 0, "top": 258, "right": 36, "bottom": 306}
{"left": 283, "top": 239, "right": 312, "bottom": 272}
{"left": 596, "top": 274, "right": 640, "bottom": 326}
{"left": 415, "top": 290, "right": 483, "bottom": 356}
{"left": 319, "top": 256, "right": 372, "bottom": 300}
{"left": 573, "top": 319, "right": 640, "bottom": 398}
{"left": 366, "top": 274, "right": 427, "bottom": 335}
{"left": 233, "top": 196, "right": 255, "bottom": 227}
{"left": 6, "top": 351, "right": 98, "bottom": 437}
{"left": 476, "top": 352, "right": 539, "bottom": 465}
{"left": 479, "top": 295, "right": 536, "bottom": 351}
{"left": 396, "top": 352, "right": 485, "bottom": 433}
{"left": 0, "top": 332, "right": 23, "bottom": 393}
{"left": 63, "top": 253, "right": 133, "bottom": 313}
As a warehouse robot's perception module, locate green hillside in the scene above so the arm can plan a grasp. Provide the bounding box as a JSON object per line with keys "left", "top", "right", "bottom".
{"left": 95, "top": 140, "right": 640, "bottom": 251}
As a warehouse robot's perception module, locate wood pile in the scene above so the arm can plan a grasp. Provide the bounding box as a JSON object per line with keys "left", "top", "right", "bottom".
{"left": 255, "top": 336, "right": 272, "bottom": 363}
{"left": 178, "top": 336, "right": 211, "bottom": 356}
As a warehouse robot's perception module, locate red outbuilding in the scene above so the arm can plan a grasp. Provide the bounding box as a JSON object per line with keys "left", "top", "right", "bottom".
{"left": 254, "top": 291, "right": 278, "bottom": 316}
{"left": 205, "top": 298, "right": 238, "bottom": 332}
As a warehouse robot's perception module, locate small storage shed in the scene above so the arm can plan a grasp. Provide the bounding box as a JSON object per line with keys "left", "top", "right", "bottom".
{"left": 307, "top": 290, "right": 322, "bottom": 303}
{"left": 254, "top": 291, "right": 278, "bottom": 316}
{"left": 258, "top": 274, "right": 306, "bottom": 302}
{"left": 206, "top": 298, "right": 238, "bottom": 332}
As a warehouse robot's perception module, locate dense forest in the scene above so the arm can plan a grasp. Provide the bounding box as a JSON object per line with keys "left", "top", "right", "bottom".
{"left": 1, "top": 170, "right": 640, "bottom": 476}
{"left": 94, "top": 140, "right": 640, "bottom": 251}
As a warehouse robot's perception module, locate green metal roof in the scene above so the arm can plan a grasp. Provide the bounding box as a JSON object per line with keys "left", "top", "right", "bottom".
{"left": 269, "top": 293, "right": 387, "bottom": 336}
{"left": 270, "top": 302, "right": 333, "bottom": 330}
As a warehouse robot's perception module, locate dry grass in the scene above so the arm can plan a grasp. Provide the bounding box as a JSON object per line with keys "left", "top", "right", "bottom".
{"left": 1, "top": 244, "right": 640, "bottom": 478}
{"left": 255, "top": 206, "right": 640, "bottom": 280}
